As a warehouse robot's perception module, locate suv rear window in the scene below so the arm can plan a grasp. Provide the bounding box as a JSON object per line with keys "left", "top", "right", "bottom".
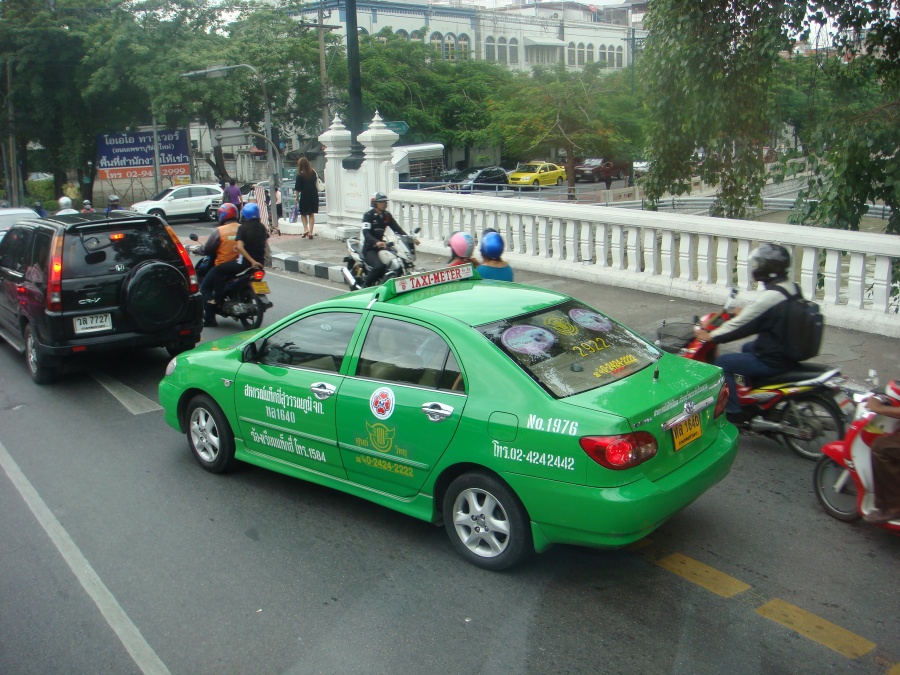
{"left": 62, "top": 221, "right": 181, "bottom": 278}
{"left": 477, "top": 300, "right": 661, "bottom": 398}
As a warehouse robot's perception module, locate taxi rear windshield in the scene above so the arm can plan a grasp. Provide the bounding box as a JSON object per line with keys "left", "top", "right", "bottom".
{"left": 62, "top": 222, "right": 180, "bottom": 278}
{"left": 476, "top": 300, "right": 661, "bottom": 398}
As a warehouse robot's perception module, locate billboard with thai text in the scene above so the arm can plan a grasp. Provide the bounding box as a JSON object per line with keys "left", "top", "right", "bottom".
{"left": 96, "top": 129, "right": 191, "bottom": 181}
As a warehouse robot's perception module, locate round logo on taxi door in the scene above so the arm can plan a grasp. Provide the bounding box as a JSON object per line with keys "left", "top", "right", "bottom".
{"left": 370, "top": 387, "right": 395, "bottom": 420}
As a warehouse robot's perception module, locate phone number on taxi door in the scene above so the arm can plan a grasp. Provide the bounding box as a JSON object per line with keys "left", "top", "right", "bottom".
{"left": 492, "top": 441, "right": 575, "bottom": 470}
{"left": 356, "top": 455, "right": 414, "bottom": 477}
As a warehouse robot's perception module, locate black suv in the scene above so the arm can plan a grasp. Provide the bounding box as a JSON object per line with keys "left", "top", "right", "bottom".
{"left": 443, "top": 166, "right": 509, "bottom": 193}
{"left": 0, "top": 212, "right": 203, "bottom": 383}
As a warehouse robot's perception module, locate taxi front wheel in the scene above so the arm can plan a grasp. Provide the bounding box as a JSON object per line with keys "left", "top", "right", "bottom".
{"left": 443, "top": 473, "right": 533, "bottom": 571}
{"left": 186, "top": 394, "right": 236, "bottom": 473}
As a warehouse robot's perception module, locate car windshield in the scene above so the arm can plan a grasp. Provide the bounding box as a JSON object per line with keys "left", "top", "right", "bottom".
{"left": 477, "top": 299, "right": 660, "bottom": 398}
{"left": 582, "top": 159, "right": 603, "bottom": 166}
{"left": 516, "top": 164, "right": 541, "bottom": 173}
{"left": 149, "top": 188, "right": 175, "bottom": 201}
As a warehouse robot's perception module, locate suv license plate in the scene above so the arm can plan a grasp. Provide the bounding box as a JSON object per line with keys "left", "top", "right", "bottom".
{"left": 672, "top": 413, "right": 702, "bottom": 451}
{"left": 251, "top": 281, "right": 270, "bottom": 294}
{"left": 74, "top": 313, "right": 112, "bottom": 334}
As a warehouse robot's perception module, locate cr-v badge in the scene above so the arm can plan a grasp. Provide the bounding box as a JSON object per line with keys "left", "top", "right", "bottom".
{"left": 78, "top": 297, "right": 101, "bottom": 304}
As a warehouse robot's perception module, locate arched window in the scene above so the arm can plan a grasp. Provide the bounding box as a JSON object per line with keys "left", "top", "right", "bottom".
{"left": 568, "top": 42, "right": 576, "bottom": 65}
{"left": 458, "top": 33, "right": 470, "bottom": 60}
{"left": 430, "top": 32, "right": 443, "bottom": 52}
{"left": 396, "top": 29, "right": 409, "bottom": 40}
{"left": 445, "top": 33, "right": 457, "bottom": 60}
{"left": 485, "top": 36, "right": 496, "bottom": 62}
{"left": 498, "top": 37, "right": 507, "bottom": 63}
{"left": 508, "top": 38, "right": 519, "bottom": 64}
{"left": 616, "top": 46, "right": 623, "bottom": 68}
{"left": 577, "top": 42, "right": 585, "bottom": 65}
{"left": 598, "top": 43, "right": 606, "bottom": 66}
{"left": 586, "top": 43, "right": 594, "bottom": 62}
{"left": 608, "top": 45, "right": 615, "bottom": 66}
{"left": 411, "top": 30, "right": 423, "bottom": 41}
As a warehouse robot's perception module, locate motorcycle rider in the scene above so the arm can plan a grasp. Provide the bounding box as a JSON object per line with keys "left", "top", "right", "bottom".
{"left": 476, "top": 230, "right": 514, "bottom": 281}
{"left": 199, "top": 203, "right": 242, "bottom": 328}
{"left": 105, "top": 195, "right": 121, "bottom": 216}
{"left": 359, "top": 192, "right": 410, "bottom": 288}
{"left": 212, "top": 202, "right": 267, "bottom": 311}
{"left": 446, "top": 232, "right": 478, "bottom": 267}
{"left": 693, "top": 243, "right": 800, "bottom": 425}
{"left": 33, "top": 201, "right": 48, "bottom": 217}
{"left": 56, "top": 196, "right": 79, "bottom": 215}
{"left": 863, "top": 390, "right": 900, "bottom": 523}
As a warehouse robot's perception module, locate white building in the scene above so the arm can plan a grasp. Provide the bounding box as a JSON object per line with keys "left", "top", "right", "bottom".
{"left": 296, "top": 0, "right": 645, "bottom": 72}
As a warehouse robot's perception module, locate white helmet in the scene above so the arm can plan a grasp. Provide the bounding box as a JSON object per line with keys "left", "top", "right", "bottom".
{"left": 58, "top": 196, "right": 72, "bottom": 210}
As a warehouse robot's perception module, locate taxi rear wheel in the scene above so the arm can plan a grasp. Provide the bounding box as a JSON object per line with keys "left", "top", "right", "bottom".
{"left": 443, "top": 473, "right": 532, "bottom": 571}
{"left": 186, "top": 394, "right": 236, "bottom": 473}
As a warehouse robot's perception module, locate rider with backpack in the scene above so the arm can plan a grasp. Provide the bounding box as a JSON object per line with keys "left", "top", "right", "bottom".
{"left": 694, "top": 243, "right": 824, "bottom": 425}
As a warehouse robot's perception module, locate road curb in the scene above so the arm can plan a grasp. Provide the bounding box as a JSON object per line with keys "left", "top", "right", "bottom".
{"left": 271, "top": 252, "right": 346, "bottom": 284}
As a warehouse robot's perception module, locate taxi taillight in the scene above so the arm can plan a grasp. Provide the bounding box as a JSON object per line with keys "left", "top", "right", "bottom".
{"left": 714, "top": 384, "right": 729, "bottom": 419}
{"left": 46, "top": 234, "right": 64, "bottom": 311}
{"left": 580, "top": 432, "right": 658, "bottom": 470}
{"left": 164, "top": 224, "right": 199, "bottom": 293}
{"left": 252, "top": 268, "right": 265, "bottom": 281}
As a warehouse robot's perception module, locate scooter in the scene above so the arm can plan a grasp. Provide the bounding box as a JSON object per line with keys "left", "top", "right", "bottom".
{"left": 656, "top": 288, "right": 853, "bottom": 460}
{"left": 814, "top": 376, "right": 900, "bottom": 531}
{"left": 188, "top": 234, "right": 273, "bottom": 330}
{"left": 342, "top": 227, "right": 421, "bottom": 290}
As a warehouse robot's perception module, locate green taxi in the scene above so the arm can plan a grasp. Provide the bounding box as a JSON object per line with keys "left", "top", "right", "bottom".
{"left": 159, "top": 264, "right": 738, "bottom": 570}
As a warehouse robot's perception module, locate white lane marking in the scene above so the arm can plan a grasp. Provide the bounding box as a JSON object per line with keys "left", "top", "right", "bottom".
{"left": 0, "top": 440, "right": 170, "bottom": 674}
{"left": 92, "top": 372, "right": 162, "bottom": 415}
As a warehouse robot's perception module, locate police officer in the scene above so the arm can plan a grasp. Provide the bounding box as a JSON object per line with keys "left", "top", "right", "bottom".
{"left": 360, "top": 192, "right": 409, "bottom": 288}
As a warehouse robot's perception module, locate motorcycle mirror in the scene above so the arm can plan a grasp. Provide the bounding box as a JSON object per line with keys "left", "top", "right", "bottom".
{"left": 189, "top": 233, "right": 199, "bottom": 241}
{"left": 413, "top": 227, "right": 421, "bottom": 234}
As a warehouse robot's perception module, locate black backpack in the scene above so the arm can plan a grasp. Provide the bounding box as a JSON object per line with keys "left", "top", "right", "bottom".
{"left": 772, "top": 285, "right": 824, "bottom": 362}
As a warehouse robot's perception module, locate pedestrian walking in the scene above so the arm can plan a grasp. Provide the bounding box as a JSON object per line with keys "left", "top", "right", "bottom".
{"left": 224, "top": 179, "right": 243, "bottom": 213}
{"left": 294, "top": 157, "right": 319, "bottom": 239}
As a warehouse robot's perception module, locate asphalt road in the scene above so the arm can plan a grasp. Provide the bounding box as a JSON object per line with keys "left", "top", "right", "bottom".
{"left": 0, "top": 220, "right": 898, "bottom": 674}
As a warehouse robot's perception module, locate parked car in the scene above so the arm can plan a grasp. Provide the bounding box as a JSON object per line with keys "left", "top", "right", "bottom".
{"left": 0, "top": 212, "right": 203, "bottom": 383}
{"left": 0, "top": 207, "right": 41, "bottom": 244}
{"left": 130, "top": 184, "right": 223, "bottom": 222}
{"left": 574, "top": 158, "right": 630, "bottom": 184}
{"left": 443, "top": 166, "right": 509, "bottom": 193}
{"left": 508, "top": 162, "right": 567, "bottom": 188}
{"left": 159, "top": 264, "right": 738, "bottom": 570}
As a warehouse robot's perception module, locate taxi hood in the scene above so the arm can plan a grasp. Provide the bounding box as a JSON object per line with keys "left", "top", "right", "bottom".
{"left": 189, "top": 330, "right": 258, "bottom": 354}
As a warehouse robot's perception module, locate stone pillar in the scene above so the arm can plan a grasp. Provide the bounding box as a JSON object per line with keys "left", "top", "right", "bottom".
{"left": 358, "top": 111, "right": 400, "bottom": 200}
{"left": 317, "top": 116, "right": 353, "bottom": 231}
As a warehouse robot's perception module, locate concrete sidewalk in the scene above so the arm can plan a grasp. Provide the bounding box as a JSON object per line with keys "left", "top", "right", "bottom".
{"left": 265, "top": 228, "right": 900, "bottom": 388}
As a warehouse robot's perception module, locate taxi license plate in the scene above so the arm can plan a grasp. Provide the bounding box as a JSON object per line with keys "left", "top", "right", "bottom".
{"left": 74, "top": 313, "right": 112, "bottom": 334}
{"left": 672, "top": 413, "right": 702, "bottom": 451}
{"left": 251, "top": 281, "right": 270, "bottom": 294}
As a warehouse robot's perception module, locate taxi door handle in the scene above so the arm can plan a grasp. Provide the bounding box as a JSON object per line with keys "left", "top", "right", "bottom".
{"left": 422, "top": 402, "right": 453, "bottom": 422}
{"left": 310, "top": 382, "right": 336, "bottom": 400}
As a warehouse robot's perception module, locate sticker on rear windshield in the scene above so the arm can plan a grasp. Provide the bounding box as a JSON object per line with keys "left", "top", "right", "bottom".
{"left": 569, "top": 308, "right": 612, "bottom": 332}
{"left": 370, "top": 387, "right": 395, "bottom": 420}
{"left": 501, "top": 326, "right": 556, "bottom": 355}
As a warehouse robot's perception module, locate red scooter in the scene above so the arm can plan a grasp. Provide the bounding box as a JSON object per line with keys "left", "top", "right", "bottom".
{"left": 656, "top": 288, "right": 852, "bottom": 460}
{"left": 814, "top": 378, "right": 900, "bottom": 532}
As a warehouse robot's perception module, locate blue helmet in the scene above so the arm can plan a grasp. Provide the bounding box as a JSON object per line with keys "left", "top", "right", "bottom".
{"left": 480, "top": 231, "right": 505, "bottom": 260}
{"left": 241, "top": 202, "right": 260, "bottom": 220}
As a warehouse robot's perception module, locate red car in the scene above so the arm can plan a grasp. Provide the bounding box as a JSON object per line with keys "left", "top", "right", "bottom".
{"left": 574, "top": 158, "right": 630, "bottom": 185}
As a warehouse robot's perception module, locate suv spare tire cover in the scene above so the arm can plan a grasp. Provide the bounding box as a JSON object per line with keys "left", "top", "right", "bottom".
{"left": 123, "top": 261, "right": 190, "bottom": 332}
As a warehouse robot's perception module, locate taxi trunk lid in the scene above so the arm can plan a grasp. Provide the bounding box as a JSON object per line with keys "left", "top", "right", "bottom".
{"left": 563, "top": 355, "right": 725, "bottom": 482}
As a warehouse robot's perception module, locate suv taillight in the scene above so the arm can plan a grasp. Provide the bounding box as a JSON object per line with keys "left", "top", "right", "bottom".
{"left": 165, "top": 225, "right": 199, "bottom": 293}
{"left": 46, "top": 234, "right": 64, "bottom": 311}
{"left": 579, "top": 432, "right": 658, "bottom": 470}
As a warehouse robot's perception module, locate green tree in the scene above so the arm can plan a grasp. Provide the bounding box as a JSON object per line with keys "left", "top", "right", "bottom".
{"left": 640, "top": 0, "right": 804, "bottom": 218}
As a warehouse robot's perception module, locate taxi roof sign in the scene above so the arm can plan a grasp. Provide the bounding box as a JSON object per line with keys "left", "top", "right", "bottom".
{"left": 386, "top": 263, "right": 477, "bottom": 296}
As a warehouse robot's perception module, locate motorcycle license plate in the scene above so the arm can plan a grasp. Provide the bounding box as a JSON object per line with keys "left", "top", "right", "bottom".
{"left": 672, "top": 414, "right": 702, "bottom": 451}
{"left": 251, "top": 281, "right": 270, "bottom": 294}
{"left": 834, "top": 390, "right": 854, "bottom": 416}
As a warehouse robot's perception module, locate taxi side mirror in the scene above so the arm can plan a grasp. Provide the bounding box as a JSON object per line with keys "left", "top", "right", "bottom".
{"left": 241, "top": 342, "right": 259, "bottom": 363}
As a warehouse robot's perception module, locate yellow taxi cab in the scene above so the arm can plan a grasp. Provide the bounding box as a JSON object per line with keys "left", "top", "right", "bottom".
{"left": 508, "top": 162, "right": 567, "bottom": 189}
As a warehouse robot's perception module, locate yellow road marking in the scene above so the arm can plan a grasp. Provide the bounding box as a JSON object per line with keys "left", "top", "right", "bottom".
{"left": 655, "top": 553, "right": 750, "bottom": 598}
{"left": 755, "top": 599, "right": 876, "bottom": 659}
{"left": 887, "top": 663, "right": 900, "bottom": 675}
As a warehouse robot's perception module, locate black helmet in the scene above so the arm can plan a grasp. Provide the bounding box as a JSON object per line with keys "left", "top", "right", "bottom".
{"left": 749, "top": 243, "right": 790, "bottom": 283}
{"left": 371, "top": 192, "right": 388, "bottom": 205}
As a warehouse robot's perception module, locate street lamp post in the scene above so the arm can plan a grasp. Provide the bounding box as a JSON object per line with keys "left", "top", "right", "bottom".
{"left": 181, "top": 64, "right": 280, "bottom": 231}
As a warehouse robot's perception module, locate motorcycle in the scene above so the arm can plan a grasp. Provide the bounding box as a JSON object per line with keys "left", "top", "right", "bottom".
{"left": 656, "top": 288, "right": 853, "bottom": 460}
{"left": 342, "top": 228, "right": 421, "bottom": 290}
{"left": 814, "top": 376, "right": 900, "bottom": 531}
{"left": 188, "top": 234, "right": 273, "bottom": 329}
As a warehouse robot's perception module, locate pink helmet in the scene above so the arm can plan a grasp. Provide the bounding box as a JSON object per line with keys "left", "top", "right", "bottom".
{"left": 449, "top": 232, "right": 475, "bottom": 258}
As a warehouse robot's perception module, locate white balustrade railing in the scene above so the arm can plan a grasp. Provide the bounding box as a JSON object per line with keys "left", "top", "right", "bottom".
{"left": 390, "top": 190, "right": 900, "bottom": 337}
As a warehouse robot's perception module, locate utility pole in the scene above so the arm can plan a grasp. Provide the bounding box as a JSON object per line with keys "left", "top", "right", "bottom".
{"left": 318, "top": 3, "right": 329, "bottom": 131}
